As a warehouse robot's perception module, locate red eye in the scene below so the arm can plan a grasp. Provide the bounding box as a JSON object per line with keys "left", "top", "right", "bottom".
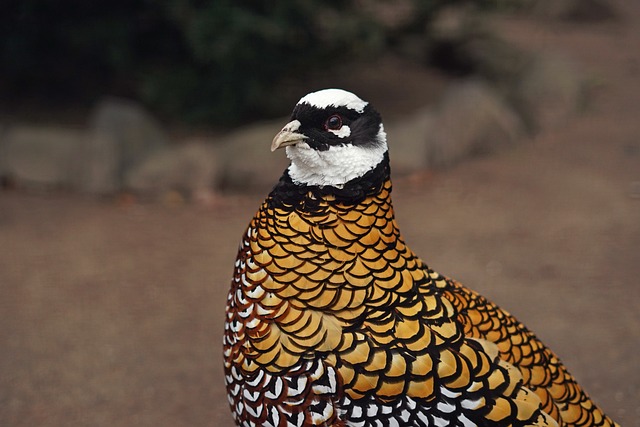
{"left": 325, "top": 114, "right": 342, "bottom": 130}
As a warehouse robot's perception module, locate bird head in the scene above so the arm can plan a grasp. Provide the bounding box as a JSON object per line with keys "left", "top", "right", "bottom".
{"left": 272, "top": 89, "right": 388, "bottom": 188}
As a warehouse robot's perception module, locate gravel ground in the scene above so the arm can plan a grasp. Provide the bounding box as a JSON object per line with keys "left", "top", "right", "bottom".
{"left": 1, "top": 4, "right": 639, "bottom": 426}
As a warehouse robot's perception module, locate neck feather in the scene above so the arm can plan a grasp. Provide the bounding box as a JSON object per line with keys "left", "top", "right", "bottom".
{"left": 268, "top": 152, "right": 391, "bottom": 211}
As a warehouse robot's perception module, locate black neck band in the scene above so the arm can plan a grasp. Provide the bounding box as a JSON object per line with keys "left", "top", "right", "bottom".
{"left": 267, "top": 152, "right": 391, "bottom": 211}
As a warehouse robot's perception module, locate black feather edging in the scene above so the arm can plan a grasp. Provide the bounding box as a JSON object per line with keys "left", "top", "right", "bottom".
{"left": 267, "top": 152, "right": 391, "bottom": 212}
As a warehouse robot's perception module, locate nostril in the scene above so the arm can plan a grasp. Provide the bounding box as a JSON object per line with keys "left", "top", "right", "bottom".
{"left": 283, "top": 120, "right": 302, "bottom": 133}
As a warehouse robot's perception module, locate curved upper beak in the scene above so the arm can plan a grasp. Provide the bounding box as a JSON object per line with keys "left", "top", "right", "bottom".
{"left": 271, "top": 120, "right": 307, "bottom": 152}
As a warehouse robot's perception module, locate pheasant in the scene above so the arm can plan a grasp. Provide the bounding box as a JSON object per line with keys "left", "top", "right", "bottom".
{"left": 223, "top": 88, "right": 619, "bottom": 427}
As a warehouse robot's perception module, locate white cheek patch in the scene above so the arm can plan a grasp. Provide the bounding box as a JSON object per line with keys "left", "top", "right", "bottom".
{"left": 286, "top": 124, "right": 388, "bottom": 187}
{"left": 329, "top": 125, "right": 351, "bottom": 138}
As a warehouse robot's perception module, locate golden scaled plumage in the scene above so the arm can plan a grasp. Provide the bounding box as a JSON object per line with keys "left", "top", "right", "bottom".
{"left": 223, "top": 178, "right": 619, "bottom": 427}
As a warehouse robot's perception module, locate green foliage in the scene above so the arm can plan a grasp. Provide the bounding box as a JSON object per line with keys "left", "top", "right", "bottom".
{"left": 0, "top": 0, "right": 491, "bottom": 124}
{"left": 140, "top": 0, "right": 385, "bottom": 123}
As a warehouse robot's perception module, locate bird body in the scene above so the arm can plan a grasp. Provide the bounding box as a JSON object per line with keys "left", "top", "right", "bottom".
{"left": 223, "top": 89, "right": 619, "bottom": 427}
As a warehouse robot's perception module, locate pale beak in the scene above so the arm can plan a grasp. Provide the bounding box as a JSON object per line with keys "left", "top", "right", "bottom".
{"left": 271, "top": 120, "right": 307, "bottom": 152}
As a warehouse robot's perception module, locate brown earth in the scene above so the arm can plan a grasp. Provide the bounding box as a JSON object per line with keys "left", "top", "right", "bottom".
{"left": 1, "top": 3, "right": 639, "bottom": 426}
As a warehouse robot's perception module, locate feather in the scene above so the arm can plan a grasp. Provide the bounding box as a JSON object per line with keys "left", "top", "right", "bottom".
{"left": 223, "top": 89, "right": 619, "bottom": 427}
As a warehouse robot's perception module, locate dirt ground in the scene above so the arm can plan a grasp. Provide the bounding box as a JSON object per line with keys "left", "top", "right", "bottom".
{"left": 1, "top": 4, "right": 639, "bottom": 427}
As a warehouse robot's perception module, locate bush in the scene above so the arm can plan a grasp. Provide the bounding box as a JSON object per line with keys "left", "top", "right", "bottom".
{"left": 1, "top": 0, "right": 487, "bottom": 124}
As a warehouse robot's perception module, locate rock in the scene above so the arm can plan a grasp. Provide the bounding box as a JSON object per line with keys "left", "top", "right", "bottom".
{"left": 81, "top": 98, "right": 169, "bottom": 194}
{"left": 464, "top": 35, "right": 530, "bottom": 92}
{"left": 0, "top": 125, "right": 85, "bottom": 190}
{"left": 376, "top": 79, "right": 526, "bottom": 174}
{"left": 216, "top": 119, "right": 290, "bottom": 192}
{"left": 459, "top": 31, "right": 587, "bottom": 132}
{"left": 386, "top": 108, "right": 437, "bottom": 175}
{"left": 424, "top": 79, "right": 526, "bottom": 168}
{"left": 513, "top": 53, "right": 587, "bottom": 131}
{"left": 124, "top": 140, "right": 219, "bottom": 200}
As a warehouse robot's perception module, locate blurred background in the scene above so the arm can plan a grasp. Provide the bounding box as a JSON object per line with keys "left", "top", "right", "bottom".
{"left": 1, "top": 0, "right": 638, "bottom": 426}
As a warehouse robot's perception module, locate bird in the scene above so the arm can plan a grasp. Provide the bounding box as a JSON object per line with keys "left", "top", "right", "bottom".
{"left": 222, "top": 88, "right": 619, "bottom": 427}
